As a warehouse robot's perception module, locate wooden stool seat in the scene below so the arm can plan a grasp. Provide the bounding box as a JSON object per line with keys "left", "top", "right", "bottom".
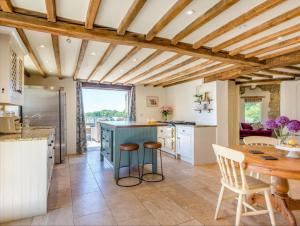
{"left": 144, "top": 141, "right": 161, "bottom": 149}
{"left": 120, "top": 143, "right": 139, "bottom": 151}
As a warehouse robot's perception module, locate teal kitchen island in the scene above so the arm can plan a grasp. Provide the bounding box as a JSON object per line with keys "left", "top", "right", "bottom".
{"left": 100, "top": 121, "right": 167, "bottom": 179}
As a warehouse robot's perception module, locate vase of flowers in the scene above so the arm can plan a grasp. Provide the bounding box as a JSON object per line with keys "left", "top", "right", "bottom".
{"left": 265, "top": 116, "right": 300, "bottom": 145}
{"left": 161, "top": 106, "right": 173, "bottom": 121}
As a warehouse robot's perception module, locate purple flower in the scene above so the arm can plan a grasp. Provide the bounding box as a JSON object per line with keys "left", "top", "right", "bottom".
{"left": 286, "top": 120, "right": 300, "bottom": 133}
{"left": 265, "top": 119, "right": 279, "bottom": 130}
{"left": 275, "top": 116, "right": 290, "bottom": 126}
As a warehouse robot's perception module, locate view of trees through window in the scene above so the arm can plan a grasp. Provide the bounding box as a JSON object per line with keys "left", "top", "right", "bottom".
{"left": 244, "top": 102, "right": 262, "bottom": 123}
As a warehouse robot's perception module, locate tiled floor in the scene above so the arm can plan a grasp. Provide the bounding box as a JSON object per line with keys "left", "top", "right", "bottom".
{"left": 4, "top": 150, "right": 300, "bottom": 226}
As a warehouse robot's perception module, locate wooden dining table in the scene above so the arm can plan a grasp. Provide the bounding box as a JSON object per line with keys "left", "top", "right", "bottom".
{"left": 231, "top": 145, "right": 300, "bottom": 226}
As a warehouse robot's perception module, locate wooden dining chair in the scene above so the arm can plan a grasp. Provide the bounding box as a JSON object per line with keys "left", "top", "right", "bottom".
{"left": 213, "top": 144, "right": 275, "bottom": 226}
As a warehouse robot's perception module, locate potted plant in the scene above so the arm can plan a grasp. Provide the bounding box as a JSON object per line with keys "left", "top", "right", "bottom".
{"left": 161, "top": 106, "right": 173, "bottom": 121}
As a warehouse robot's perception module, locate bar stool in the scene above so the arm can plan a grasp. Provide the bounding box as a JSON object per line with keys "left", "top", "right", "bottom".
{"left": 141, "top": 141, "right": 164, "bottom": 182}
{"left": 116, "top": 143, "right": 142, "bottom": 187}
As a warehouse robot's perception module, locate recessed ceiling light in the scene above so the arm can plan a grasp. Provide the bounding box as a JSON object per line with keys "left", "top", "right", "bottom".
{"left": 132, "top": 58, "right": 137, "bottom": 62}
{"left": 277, "top": 36, "right": 283, "bottom": 41}
{"left": 186, "top": 9, "right": 195, "bottom": 15}
{"left": 66, "top": 38, "right": 71, "bottom": 43}
{"left": 91, "top": 52, "right": 96, "bottom": 56}
{"left": 40, "top": 44, "right": 45, "bottom": 48}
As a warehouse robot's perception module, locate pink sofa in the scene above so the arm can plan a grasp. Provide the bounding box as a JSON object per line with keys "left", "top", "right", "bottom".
{"left": 240, "top": 123, "right": 272, "bottom": 138}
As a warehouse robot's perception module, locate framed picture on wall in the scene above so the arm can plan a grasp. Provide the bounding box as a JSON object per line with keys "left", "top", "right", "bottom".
{"left": 146, "top": 96, "right": 159, "bottom": 107}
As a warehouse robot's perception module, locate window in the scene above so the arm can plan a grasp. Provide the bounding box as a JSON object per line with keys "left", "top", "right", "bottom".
{"left": 244, "top": 102, "right": 262, "bottom": 123}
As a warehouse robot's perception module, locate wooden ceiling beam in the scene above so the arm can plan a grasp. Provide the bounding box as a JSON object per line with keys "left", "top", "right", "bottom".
{"left": 126, "top": 54, "right": 181, "bottom": 84}
{"left": 146, "top": 0, "right": 192, "bottom": 41}
{"left": 237, "top": 76, "right": 252, "bottom": 81}
{"left": 193, "top": 0, "right": 285, "bottom": 49}
{"left": 87, "top": 43, "right": 116, "bottom": 81}
{"left": 152, "top": 60, "right": 215, "bottom": 86}
{"left": 0, "top": 0, "right": 13, "bottom": 12}
{"left": 246, "top": 73, "right": 273, "bottom": 79}
{"left": 85, "top": 0, "right": 101, "bottom": 29}
{"left": 0, "top": 11, "right": 262, "bottom": 66}
{"left": 284, "top": 65, "right": 300, "bottom": 72}
{"left": 139, "top": 57, "right": 199, "bottom": 84}
{"left": 229, "top": 23, "right": 300, "bottom": 56}
{"left": 158, "top": 62, "right": 228, "bottom": 86}
{"left": 99, "top": 46, "right": 140, "bottom": 82}
{"left": 117, "top": 0, "right": 146, "bottom": 35}
{"left": 261, "top": 69, "right": 300, "bottom": 77}
{"left": 245, "top": 36, "right": 300, "bottom": 58}
{"left": 259, "top": 45, "right": 300, "bottom": 60}
{"left": 236, "top": 77, "right": 294, "bottom": 85}
{"left": 212, "top": 6, "right": 300, "bottom": 52}
{"left": 112, "top": 50, "right": 162, "bottom": 83}
{"left": 16, "top": 28, "right": 47, "bottom": 77}
{"left": 73, "top": 40, "right": 88, "bottom": 80}
{"left": 45, "top": 0, "right": 56, "bottom": 22}
{"left": 51, "top": 34, "right": 61, "bottom": 79}
{"left": 171, "top": 0, "right": 238, "bottom": 45}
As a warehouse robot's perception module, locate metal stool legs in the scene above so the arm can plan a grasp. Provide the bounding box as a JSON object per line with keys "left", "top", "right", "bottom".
{"left": 141, "top": 148, "right": 164, "bottom": 182}
{"left": 116, "top": 150, "right": 142, "bottom": 187}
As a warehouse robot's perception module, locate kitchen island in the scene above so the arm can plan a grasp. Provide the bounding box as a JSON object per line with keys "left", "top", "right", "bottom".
{"left": 99, "top": 121, "right": 167, "bottom": 179}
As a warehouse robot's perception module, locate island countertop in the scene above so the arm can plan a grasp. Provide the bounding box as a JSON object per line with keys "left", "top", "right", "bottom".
{"left": 100, "top": 121, "right": 168, "bottom": 128}
{"left": 0, "top": 127, "right": 55, "bottom": 142}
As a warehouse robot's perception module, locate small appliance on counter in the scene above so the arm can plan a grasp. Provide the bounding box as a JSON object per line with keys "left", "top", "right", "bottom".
{"left": 0, "top": 116, "right": 22, "bottom": 134}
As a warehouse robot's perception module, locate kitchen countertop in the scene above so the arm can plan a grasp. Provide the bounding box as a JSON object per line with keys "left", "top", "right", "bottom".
{"left": 100, "top": 121, "right": 168, "bottom": 128}
{"left": 0, "top": 127, "right": 55, "bottom": 142}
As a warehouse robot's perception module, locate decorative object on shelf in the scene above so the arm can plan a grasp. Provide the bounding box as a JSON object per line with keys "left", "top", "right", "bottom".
{"left": 194, "top": 91, "right": 213, "bottom": 113}
{"left": 265, "top": 116, "right": 300, "bottom": 158}
{"left": 146, "top": 96, "right": 159, "bottom": 107}
{"left": 161, "top": 106, "right": 173, "bottom": 121}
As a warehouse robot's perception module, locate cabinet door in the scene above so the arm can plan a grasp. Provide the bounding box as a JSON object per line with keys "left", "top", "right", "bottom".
{"left": 179, "top": 134, "right": 193, "bottom": 158}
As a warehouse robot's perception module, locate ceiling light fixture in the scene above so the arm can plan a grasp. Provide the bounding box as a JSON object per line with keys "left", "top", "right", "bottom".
{"left": 40, "top": 44, "right": 45, "bottom": 48}
{"left": 277, "top": 36, "right": 283, "bottom": 41}
{"left": 186, "top": 9, "right": 195, "bottom": 15}
{"left": 91, "top": 52, "right": 96, "bottom": 56}
{"left": 132, "top": 58, "right": 137, "bottom": 62}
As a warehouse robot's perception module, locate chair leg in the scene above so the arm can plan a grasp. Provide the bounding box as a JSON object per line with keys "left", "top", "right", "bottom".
{"left": 235, "top": 194, "right": 243, "bottom": 226}
{"left": 215, "top": 184, "right": 225, "bottom": 220}
{"left": 264, "top": 190, "right": 276, "bottom": 226}
{"left": 243, "top": 195, "right": 247, "bottom": 213}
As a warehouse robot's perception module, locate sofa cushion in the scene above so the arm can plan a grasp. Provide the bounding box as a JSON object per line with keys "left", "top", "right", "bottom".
{"left": 241, "top": 123, "right": 253, "bottom": 130}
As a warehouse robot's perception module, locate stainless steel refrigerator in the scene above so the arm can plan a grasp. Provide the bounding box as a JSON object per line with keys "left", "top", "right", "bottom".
{"left": 23, "top": 86, "right": 67, "bottom": 164}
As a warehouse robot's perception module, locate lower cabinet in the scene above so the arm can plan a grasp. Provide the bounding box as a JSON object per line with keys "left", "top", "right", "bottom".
{"left": 157, "top": 126, "right": 176, "bottom": 157}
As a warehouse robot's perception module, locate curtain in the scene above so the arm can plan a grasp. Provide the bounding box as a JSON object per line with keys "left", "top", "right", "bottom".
{"left": 76, "top": 82, "right": 87, "bottom": 154}
{"left": 128, "top": 86, "right": 136, "bottom": 121}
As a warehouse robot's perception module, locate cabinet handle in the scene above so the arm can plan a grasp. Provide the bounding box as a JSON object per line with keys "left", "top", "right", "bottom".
{"left": 51, "top": 140, "right": 54, "bottom": 143}
{"left": 49, "top": 156, "right": 53, "bottom": 159}
{"left": 48, "top": 144, "right": 52, "bottom": 147}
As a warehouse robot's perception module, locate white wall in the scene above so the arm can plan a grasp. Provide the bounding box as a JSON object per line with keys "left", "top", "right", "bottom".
{"left": 281, "top": 80, "right": 300, "bottom": 120}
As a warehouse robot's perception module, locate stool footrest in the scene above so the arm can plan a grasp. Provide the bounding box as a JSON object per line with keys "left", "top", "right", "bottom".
{"left": 141, "top": 172, "right": 164, "bottom": 182}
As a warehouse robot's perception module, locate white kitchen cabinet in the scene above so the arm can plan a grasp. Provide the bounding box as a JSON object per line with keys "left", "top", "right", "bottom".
{"left": 157, "top": 126, "right": 176, "bottom": 157}
{"left": 0, "top": 31, "right": 25, "bottom": 106}
{"left": 176, "top": 125, "right": 216, "bottom": 165}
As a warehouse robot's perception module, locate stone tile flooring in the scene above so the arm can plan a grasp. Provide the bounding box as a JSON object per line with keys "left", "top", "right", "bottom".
{"left": 3, "top": 150, "right": 300, "bottom": 225}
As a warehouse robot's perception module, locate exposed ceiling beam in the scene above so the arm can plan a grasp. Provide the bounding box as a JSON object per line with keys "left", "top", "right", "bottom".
{"left": 146, "top": 0, "right": 192, "bottom": 41}
{"left": 87, "top": 43, "right": 116, "bottom": 81}
{"left": 73, "top": 40, "right": 88, "bottom": 80}
{"left": 163, "top": 65, "right": 238, "bottom": 87}
{"left": 158, "top": 62, "right": 229, "bottom": 86}
{"left": 246, "top": 73, "right": 273, "bottom": 79}
{"left": 16, "top": 28, "right": 47, "bottom": 77}
{"left": 85, "top": 0, "right": 101, "bottom": 29}
{"left": 139, "top": 57, "right": 199, "bottom": 84}
{"left": 245, "top": 36, "right": 300, "bottom": 59}
{"left": 117, "top": 0, "right": 146, "bottom": 35}
{"left": 259, "top": 45, "right": 300, "bottom": 60}
{"left": 45, "top": 0, "right": 56, "bottom": 22}
{"left": 237, "top": 76, "right": 252, "bottom": 81}
{"left": 99, "top": 46, "right": 140, "bottom": 82}
{"left": 284, "top": 65, "right": 300, "bottom": 72}
{"left": 152, "top": 60, "right": 214, "bottom": 86}
{"left": 0, "top": 11, "right": 262, "bottom": 66}
{"left": 265, "top": 50, "right": 300, "bottom": 67}
{"left": 236, "top": 77, "right": 295, "bottom": 85}
{"left": 112, "top": 50, "right": 162, "bottom": 84}
{"left": 51, "top": 34, "right": 61, "bottom": 78}
{"left": 261, "top": 69, "right": 300, "bottom": 77}
{"left": 126, "top": 54, "right": 181, "bottom": 84}
{"left": 212, "top": 6, "right": 300, "bottom": 52}
{"left": 171, "top": 0, "right": 238, "bottom": 45}
{"left": 229, "top": 23, "right": 300, "bottom": 56}
{"left": 193, "top": 0, "right": 285, "bottom": 49}
{"left": 0, "top": 0, "right": 13, "bottom": 12}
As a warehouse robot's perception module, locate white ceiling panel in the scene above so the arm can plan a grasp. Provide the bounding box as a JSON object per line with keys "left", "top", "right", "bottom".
{"left": 226, "top": 16, "right": 300, "bottom": 51}
{"left": 182, "top": 0, "right": 265, "bottom": 44}
{"left": 59, "top": 36, "right": 82, "bottom": 77}
{"left": 257, "top": 42, "right": 300, "bottom": 58}
{"left": 77, "top": 41, "right": 109, "bottom": 80}
{"left": 23, "top": 30, "right": 56, "bottom": 76}
{"left": 95, "top": 0, "right": 135, "bottom": 29}
{"left": 206, "top": 0, "right": 300, "bottom": 47}
{"left": 157, "top": 0, "right": 220, "bottom": 39}
{"left": 56, "top": 0, "right": 89, "bottom": 22}
{"left": 106, "top": 48, "right": 157, "bottom": 82}
{"left": 127, "top": 0, "right": 177, "bottom": 34}
{"left": 11, "top": 0, "right": 46, "bottom": 13}
{"left": 93, "top": 45, "right": 134, "bottom": 81}
{"left": 24, "top": 55, "right": 37, "bottom": 73}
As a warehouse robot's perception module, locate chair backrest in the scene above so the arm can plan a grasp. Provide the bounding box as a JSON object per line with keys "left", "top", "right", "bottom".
{"left": 212, "top": 144, "right": 248, "bottom": 190}
{"left": 243, "top": 136, "right": 277, "bottom": 146}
